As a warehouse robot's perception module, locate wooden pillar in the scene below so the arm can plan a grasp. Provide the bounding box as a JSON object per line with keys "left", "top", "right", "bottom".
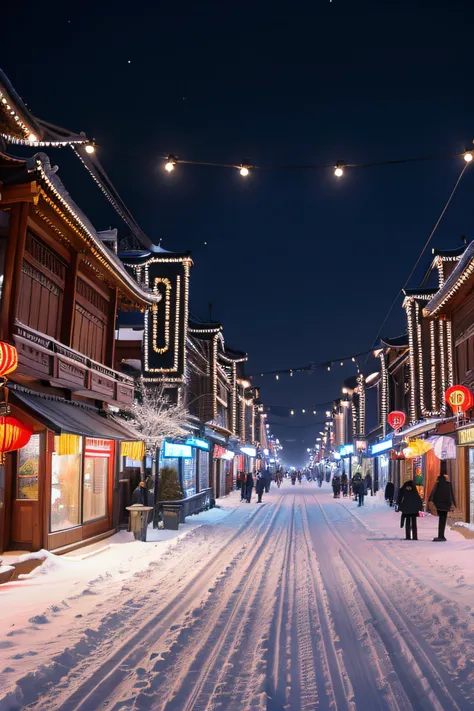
{"left": 105, "top": 287, "right": 119, "bottom": 368}
{"left": 0, "top": 202, "right": 29, "bottom": 340}
{"left": 60, "top": 251, "right": 81, "bottom": 347}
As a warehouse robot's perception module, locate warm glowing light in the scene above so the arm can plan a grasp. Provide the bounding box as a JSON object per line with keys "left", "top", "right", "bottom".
{"left": 239, "top": 165, "right": 250, "bottom": 177}
{"left": 313, "top": 410, "right": 316, "bottom": 415}
{"left": 165, "top": 155, "right": 177, "bottom": 172}
{"left": 28, "top": 133, "right": 38, "bottom": 143}
{"left": 290, "top": 410, "right": 295, "bottom": 416}
{"left": 302, "top": 409, "right": 306, "bottom": 414}
{"left": 326, "top": 411, "right": 331, "bottom": 417}
{"left": 334, "top": 161, "right": 344, "bottom": 177}
{"left": 342, "top": 387, "right": 348, "bottom": 394}
{"left": 464, "top": 152, "right": 473, "bottom": 163}
{"left": 276, "top": 374, "right": 279, "bottom": 380}
{"left": 85, "top": 143, "right": 95, "bottom": 154}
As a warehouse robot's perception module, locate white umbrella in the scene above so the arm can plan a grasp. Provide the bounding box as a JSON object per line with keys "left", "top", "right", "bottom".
{"left": 426, "top": 435, "right": 456, "bottom": 460}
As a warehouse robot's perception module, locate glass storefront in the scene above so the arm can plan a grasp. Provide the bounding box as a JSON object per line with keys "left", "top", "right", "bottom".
{"left": 50, "top": 435, "right": 113, "bottom": 532}
{"left": 182, "top": 455, "right": 196, "bottom": 498}
{"left": 83, "top": 439, "right": 110, "bottom": 523}
{"left": 17, "top": 434, "right": 40, "bottom": 500}
{"left": 51, "top": 436, "right": 82, "bottom": 532}
{"left": 199, "top": 450, "right": 209, "bottom": 490}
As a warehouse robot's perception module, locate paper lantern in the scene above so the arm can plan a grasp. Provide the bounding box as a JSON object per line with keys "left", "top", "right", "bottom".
{"left": 0, "top": 342, "right": 18, "bottom": 378}
{"left": 0, "top": 416, "right": 32, "bottom": 456}
{"left": 445, "top": 385, "right": 473, "bottom": 414}
{"left": 387, "top": 411, "right": 406, "bottom": 430}
{"left": 403, "top": 438, "right": 432, "bottom": 459}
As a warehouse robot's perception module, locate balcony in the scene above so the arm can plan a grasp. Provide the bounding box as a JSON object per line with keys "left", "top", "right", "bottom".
{"left": 13, "top": 321, "right": 134, "bottom": 407}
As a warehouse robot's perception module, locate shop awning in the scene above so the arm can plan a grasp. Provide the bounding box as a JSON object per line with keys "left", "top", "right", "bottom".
{"left": 10, "top": 388, "right": 139, "bottom": 441}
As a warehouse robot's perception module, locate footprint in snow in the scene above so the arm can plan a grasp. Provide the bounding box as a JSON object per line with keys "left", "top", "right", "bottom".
{"left": 28, "top": 614, "right": 49, "bottom": 625}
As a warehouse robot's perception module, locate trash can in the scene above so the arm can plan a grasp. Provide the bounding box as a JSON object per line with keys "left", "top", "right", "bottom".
{"left": 126, "top": 504, "right": 154, "bottom": 541}
{"left": 162, "top": 504, "right": 180, "bottom": 530}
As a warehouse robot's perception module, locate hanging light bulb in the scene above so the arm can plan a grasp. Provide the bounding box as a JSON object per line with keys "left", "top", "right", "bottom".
{"left": 302, "top": 409, "right": 306, "bottom": 414}
{"left": 289, "top": 370, "right": 293, "bottom": 377}
{"left": 28, "top": 132, "right": 38, "bottom": 143}
{"left": 352, "top": 357, "right": 356, "bottom": 362}
{"left": 275, "top": 374, "right": 279, "bottom": 380}
{"left": 327, "top": 365, "right": 331, "bottom": 371}
{"left": 464, "top": 152, "right": 473, "bottom": 163}
{"left": 340, "top": 362, "right": 344, "bottom": 366}
{"left": 165, "top": 155, "right": 177, "bottom": 172}
{"left": 290, "top": 409, "right": 295, "bottom": 416}
{"left": 334, "top": 160, "right": 344, "bottom": 177}
{"left": 239, "top": 165, "right": 250, "bottom": 177}
{"left": 313, "top": 410, "right": 316, "bottom": 415}
{"left": 85, "top": 143, "right": 95, "bottom": 154}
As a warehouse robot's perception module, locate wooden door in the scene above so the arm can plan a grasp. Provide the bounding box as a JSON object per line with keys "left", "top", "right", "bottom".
{"left": 11, "top": 434, "right": 41, "bottom": 550}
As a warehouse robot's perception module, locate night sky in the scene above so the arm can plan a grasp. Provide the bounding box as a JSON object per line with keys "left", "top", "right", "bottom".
{"left": 4, "top": 0, "right": 474, "bottom": 465}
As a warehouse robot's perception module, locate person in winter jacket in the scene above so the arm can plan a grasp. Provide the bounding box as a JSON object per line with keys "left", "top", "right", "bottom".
{"left": 429, "top": 471, "right": 456, "bottom": 541}
{"left": 397, "top": 480, "right": 422, "bottom": 540}
{"left": 352, "top": 473, "right": 364, "bottom": 506}
{"left": 256, "top": 471, "right": 266, "bottom": 503}
{"left": 332, "top": 474, "right": 341, "bottom": 498}
{"left": 384, "top": 481, "right": 395, "bottom": 506}
{"left": 291, "top": 471, "right": 297, "bottom": 485}
{"left": 365, "top": 471, "right": 373, "bottom": 496}
{"left": 341, "top": 472, "right": 348, "bottom": 497}
{"left": 131, "top": 479, "right": 153, "bottom": 507}
{"left": 264, "top": 468, "right": 272, "bottom": 493}
{"left": 240, "top": 472, "right": 247, "bottom": 501}
{"left": 244, "top": 472, "right": 254, "bottom": 503}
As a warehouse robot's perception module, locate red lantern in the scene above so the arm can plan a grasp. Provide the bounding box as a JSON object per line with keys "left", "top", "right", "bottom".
{"left": 0, "top": 342, "right": 18, "bottom": 378}
{"left": 0, "top": 416, "right": 32, "bottom": 456}
{"left": 445, "top": 385, "right": 473, "bottom": 414}
{"left": 388, "top": 411, "right": 406, "bottom": 430}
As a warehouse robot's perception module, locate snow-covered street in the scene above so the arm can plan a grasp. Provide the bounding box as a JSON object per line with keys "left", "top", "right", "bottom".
{"left": 2, "top": 481, "right": 474, "bottom": 711}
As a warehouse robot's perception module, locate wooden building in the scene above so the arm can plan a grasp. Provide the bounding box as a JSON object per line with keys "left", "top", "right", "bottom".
{"left": 0, "top": 148, "right": 158, "bottom": 553}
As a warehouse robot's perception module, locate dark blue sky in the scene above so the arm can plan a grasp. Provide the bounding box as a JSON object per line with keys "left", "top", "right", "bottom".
{"left": 4, "top": 0, "right": 474, "bottom": 464}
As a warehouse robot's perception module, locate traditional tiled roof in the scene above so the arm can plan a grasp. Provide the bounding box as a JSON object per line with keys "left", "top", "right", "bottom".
{"left": 424, "top": 240, "right": 474, "bottom": 316}
{"left": 0, "top": 150, "right": 161, "bottom": 308}
{"left": 379, "top": 334, "right": 409, "bottom": 348}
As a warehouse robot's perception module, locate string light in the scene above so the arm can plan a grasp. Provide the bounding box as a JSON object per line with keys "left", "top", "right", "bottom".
{"left": 302, "top": 409, "right": 306, "bottom": 414}
{"left": 28, "top": 132, "right": 38, "bottom": 143}
{"left": 275, "top": 374, "right": 279, "bottom": 380}
{"left": 290, "top": 410, "right": 294, "bottom": 416}
{"left": 165, "top": 155, "right": 177, "bottom": 172}
{"left": 464, "top": 152, "right": 473, "bottom": 163}
{"left": 313, "top": 410, "right": 316, "bottom": 415}
{"left": 85, "top": 143, "right": 95, "bottom": 154}
{"left": 334, "top": 161, "right": 344, "bottom": 177}
{"left": 239, "top": 163, "right": 250, "bottom": 177}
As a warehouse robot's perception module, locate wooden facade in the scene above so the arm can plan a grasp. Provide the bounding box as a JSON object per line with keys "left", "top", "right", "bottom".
{"left": 0, "top": 149, "right": 158, "bottom": 554}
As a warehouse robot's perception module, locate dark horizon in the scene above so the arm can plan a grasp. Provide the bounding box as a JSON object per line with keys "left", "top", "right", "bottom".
{"left": 4, "top": 0, "right": 474, "bottom": 465}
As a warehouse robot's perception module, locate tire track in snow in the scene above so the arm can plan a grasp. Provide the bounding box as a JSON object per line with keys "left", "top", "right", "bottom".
{"left": 314, "top": 494, "right": 463, "bottom": 711}
{"left": 20, "top": 502, "right": 280, "bottom": 711}
{"left": 155, "top": 496, "right": 290, "bottom": 711}
{"left": 299, "top": 496, "right": 355, "bottom": 711}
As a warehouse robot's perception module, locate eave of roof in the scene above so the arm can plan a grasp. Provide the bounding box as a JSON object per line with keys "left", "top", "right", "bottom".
{"left": 30, "top": 153, "right": 161, "bottom": 307}
{"left": 424, "top": 240, "right": 474, "bottom": 316}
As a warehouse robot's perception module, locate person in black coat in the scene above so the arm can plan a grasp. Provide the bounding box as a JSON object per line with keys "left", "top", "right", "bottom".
{"left": 255, "top": 471, "right": 265, "bottom": 503}
{"left": 384, "top": 481, "right": 395, "bottom": 507}
{"left": 245, "top": 472, "right": 254, "bottom": 503}
{"left": 240, "top": 472, "right": 246, "bottom": 501}
{"left": 365, "top": 471, "right": 373, "bottom": 496}
{"left": 429, "top": 472, "right": 456, "bottom": 541}
{"left": 131, "top": 479, "right": 153, "bottom": 507}
{"left": 397, "top": 480, "right": 422, "bottom": 540}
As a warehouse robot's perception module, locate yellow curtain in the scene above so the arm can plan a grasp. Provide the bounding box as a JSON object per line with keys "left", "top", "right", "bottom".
{"left": 54, "top": 434, "right": 81, "bottom": 456}
{"left": 121, "top": 441, "right": 145, "bottom": 461}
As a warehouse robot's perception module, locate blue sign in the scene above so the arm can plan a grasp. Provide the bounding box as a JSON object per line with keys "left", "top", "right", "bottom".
{"left": 370, "top": 438, "right": 393, "bottom": 455}
{"left": 164, "top": 442, "right": 193, "bottom": 458}
{"left": 186, "top": 438, "right": 210, "bottom": 451}
{"left": 340, "top": 444, "right": 354, "bottom": 456}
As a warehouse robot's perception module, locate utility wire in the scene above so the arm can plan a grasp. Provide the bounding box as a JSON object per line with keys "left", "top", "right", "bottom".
{"left": 365, "top": 161, "right": 470, "bottom": 361}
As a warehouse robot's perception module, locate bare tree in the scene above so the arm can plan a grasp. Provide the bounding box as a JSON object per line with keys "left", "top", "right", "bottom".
{"left": 123, "top": 382, "right": 189, "bottom": 451}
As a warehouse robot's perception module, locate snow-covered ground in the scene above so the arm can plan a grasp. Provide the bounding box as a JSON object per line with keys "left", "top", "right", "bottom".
{"left": 2, "top": 482, "right": 474, "bottom": 710}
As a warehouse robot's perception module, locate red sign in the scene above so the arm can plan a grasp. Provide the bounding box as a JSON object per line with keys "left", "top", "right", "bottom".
{"left": 445, "top": 385, "right": 474, "bottom": 414}
{"left": 355, "top": 440, "right": 367, "bottom": 451}
{"left": 85, "top": 438, "right": 112, "bottom": 458}
{"left": 388, "top": 411, "right": 406, "bottom": 430}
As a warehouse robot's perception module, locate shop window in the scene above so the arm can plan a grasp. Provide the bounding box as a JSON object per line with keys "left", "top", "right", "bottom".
{"left": 51, "top": 435, "right": 82, "bottom": 532}
{"left": 17, "top": 434, "right": 40, "bottom": 500}
{"left": 83, "top": 439, "right": 111, "bottom": 522}
{"left": 199, "top": 450, "right": 209, "bottom": 490}
{"left": 182, "top": 455, "right": 196, "bottom": 498}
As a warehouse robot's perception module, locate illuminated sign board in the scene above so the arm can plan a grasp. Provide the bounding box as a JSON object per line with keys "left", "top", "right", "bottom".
{"left": 163, "top": 442, "right": 193, "bottom": 458}
{"left": 458, "top": 428, "right": 474, "bottom": 445}
{"left": 387, "top": 411, "right": 406, "bottom": 430}
{"left": 186, "top": 438, "right": 210, "bottom": 451}
{"left": 371, "top": 438, "right": 393, "bottom": 455}
{"left": 355, "top": 440, "right": 368, "bottom": 451}
{"left": 445, "top": 385, "right": 474, "bottom": 414}
{"left": 241, "top": 446, "right": 257, "bottom": 457}
{"left": 340, "top": 444, "right": 354, "bottom": 456}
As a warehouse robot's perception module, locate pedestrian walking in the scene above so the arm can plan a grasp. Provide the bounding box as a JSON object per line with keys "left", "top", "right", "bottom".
{"left": 291, "top": 471, "right": 297, "bottom": 486}
{"left": 264, "top": 467, "right": 272, "bottom": 493}
{"left": 245, "top": 472, "right": 254, "bottom": 503}
{"left": 256, "top": 471, "right": 265, "bottom": 503}
{"left": 429, "top": 470, "right": 456, "bottom": 542}
{"left": 332, "top": 474, "right": 341, "bottom": 498}
{"left": 397, "top": 480, "right": 422, "bottom": 540}
{"left": 341, "top": 472, "right": 348, "bottom": 497}
{"left": 365, "top": 471, "right": 373, "bottom": 496}
{"left": 276, "top": 470, "right": 283, "bottom": 488}
{"left": 240, "top": 471, "right": 247, "bottom": 501}
{"left": 297, "top": 470, "right": 302, "bottom": 485}
{"left": 384, "top": 481, "right": 395, "bottom": 507}
{"left": 352, "top": 473, "right": 364, "bottom": 506}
